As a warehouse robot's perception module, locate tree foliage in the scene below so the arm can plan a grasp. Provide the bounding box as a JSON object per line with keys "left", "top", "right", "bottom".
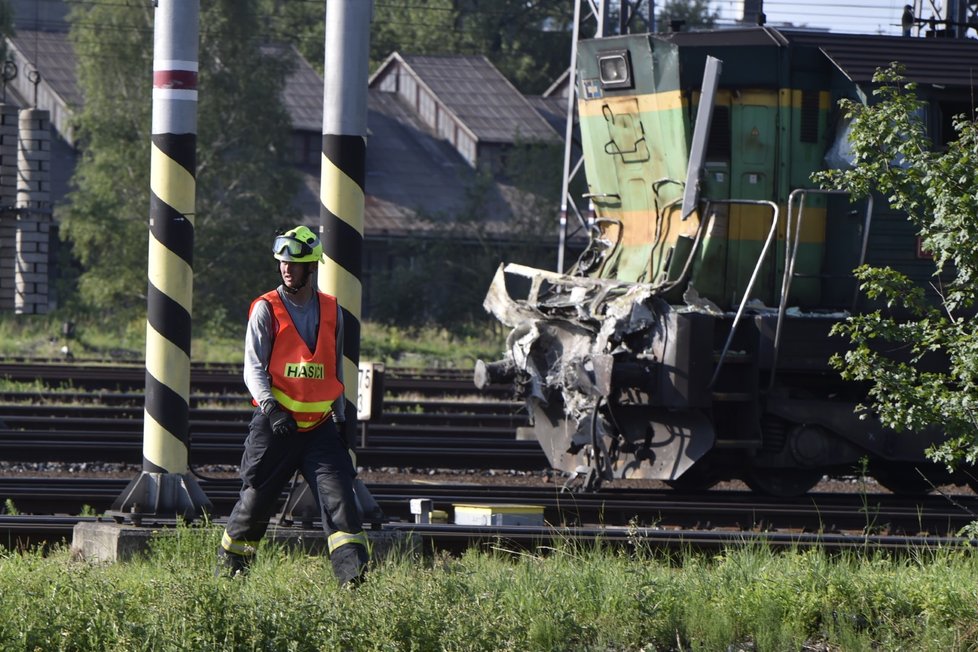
{"left": 61, "top": 0, "right": 298, "bottom": 332}
{"left": 192, "top": 1, "right": 298, "bottom": 331}
{"left": 263, "top": 0, "right": 573, "bottom": 94}
{"left": 259, "top": 0, "right": 325, "bottom": 75}
{"left": 816, "top": 66, "right": 978, "bottom": 467}
{"left": 656, "top": 0, "right": 719, "bottom": 31}
{"left": 60, "top": 2, "right": 154, "bottom": 316}
{"left": 370, "top": 0, "right": 461, "bottom": 68}
{"left": 0, "top": 0, "right": 11, "bottom": 61}
{"left": 450, "top": 0, "right": 574, "bottom": 94}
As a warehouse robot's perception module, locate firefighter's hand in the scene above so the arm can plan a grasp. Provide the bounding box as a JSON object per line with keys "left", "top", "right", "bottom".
{"left": 268, "top": 406, "right": 297, "bottom": 436}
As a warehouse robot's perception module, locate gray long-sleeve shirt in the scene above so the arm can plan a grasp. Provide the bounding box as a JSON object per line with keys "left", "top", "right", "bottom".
{"left": 243, "top": 286, "right": 347, "bottom": 421}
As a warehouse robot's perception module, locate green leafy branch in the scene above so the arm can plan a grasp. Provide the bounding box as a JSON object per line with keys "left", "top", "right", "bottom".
{"left": 818, "top": 65, "right": 978, "bottom": 466}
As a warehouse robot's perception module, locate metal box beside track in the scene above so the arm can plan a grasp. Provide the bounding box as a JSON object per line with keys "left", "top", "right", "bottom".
{"left": 452, "top": 504, "right": 545, "bottom": 526}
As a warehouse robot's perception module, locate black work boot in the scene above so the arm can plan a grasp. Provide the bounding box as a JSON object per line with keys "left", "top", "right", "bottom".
{"left": 215, "top": 547, "right": 251, "bottom": 577}
{"left": 331, "top": 544, "right": 369, "bottom": 587}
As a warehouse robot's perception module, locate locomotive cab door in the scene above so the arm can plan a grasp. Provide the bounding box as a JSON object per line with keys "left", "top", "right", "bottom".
{"left": 727, "top": 91, "right": 779, "bottom": 307}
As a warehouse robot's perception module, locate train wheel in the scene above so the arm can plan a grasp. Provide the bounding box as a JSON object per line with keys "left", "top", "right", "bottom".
{"left": 745, "top": 469, "right": 822, "bottom": 497}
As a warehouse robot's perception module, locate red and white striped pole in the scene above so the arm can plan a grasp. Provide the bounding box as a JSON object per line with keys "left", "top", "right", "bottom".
{"left": 110, "top": 0, "right": 210, "bottom": 521}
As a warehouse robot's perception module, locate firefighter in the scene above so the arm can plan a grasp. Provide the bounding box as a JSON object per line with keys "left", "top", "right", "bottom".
{"left": 217, "top": 225, "right": 369, "bottom": 585}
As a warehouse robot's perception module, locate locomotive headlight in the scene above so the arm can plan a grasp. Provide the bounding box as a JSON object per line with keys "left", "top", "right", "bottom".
{"left": 597, "top": 50, "right": 633, "bottom": 90}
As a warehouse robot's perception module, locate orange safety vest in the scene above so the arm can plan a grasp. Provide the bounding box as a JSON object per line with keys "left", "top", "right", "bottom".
{"left": 250, "top": 289, "right": 344, "bottom": 431}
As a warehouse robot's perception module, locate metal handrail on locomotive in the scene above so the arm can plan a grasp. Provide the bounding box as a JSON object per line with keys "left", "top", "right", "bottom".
{"left": 475, "top": 27, "right": 978, "bottom": 497}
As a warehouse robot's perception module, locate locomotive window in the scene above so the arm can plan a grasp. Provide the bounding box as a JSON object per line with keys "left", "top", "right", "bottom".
{"left": 800, "top": 90, "right": 819, "bottom": 143}
{"left": 706, "top": 105, "right": 730, "bottom": 158}
{"left": 597, "top": 50, "right": 633, "bottom": 90}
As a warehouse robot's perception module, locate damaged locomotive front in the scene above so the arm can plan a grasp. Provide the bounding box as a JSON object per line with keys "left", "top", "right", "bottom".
{"left": 476, "top": 263, "right": 718, "bottom": 490}
{"left": 475, "top": 28, "right": 975, "bottom": 496}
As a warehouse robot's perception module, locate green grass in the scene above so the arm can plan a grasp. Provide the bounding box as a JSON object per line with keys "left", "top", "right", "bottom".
{"left": 0, "top": 312, "right": 506, "bottom": 368}
{"left": 360, "top": 321, "right": 506, "bottom": 370}
{"left": 3, "top": 528, "right": 978, "bottom": 651}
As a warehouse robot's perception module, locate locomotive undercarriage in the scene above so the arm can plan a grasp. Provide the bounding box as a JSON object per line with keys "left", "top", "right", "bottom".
{"left": 477, "top": 263, "right": 954, "bottom": 496}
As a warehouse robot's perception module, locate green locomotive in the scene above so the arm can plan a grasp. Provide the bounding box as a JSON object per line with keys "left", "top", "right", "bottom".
{"left": 477, "top": 27, "right": 978, "bottom": 496}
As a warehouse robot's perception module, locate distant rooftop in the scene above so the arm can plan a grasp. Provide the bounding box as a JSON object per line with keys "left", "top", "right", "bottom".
{"left": 371, "top": 53, "right": 560, "bottom": 145}
{"left": 5, "top": 30, "right": 80, "bottom": 144}
{"left": 4, "top": 24, "right": 559, "bottom": 240}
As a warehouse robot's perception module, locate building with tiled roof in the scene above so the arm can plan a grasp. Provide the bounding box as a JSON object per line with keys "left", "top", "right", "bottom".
{"left": 3, "top": 18, "right": 565, "bottom": 316}
{"left": 369, "top": 53, "right": 560, "bottom": 171}
{"left": 3, "top": 29, "right": 80, "bottom": 207}
{"left": 285, "top": 48, "right": 562, "bottom": 240}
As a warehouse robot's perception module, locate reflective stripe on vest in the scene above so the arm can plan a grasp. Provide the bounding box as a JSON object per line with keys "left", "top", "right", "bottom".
{"left": 251, "top": 289, "right": 344, "bottom": 431}
{"left": 328, "top": 529, "right": 371, "bottom": 557}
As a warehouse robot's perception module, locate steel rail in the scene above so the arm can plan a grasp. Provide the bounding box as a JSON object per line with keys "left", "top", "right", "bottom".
{"left": 0, "top": 430, "right": 548, "bottom": 468}
{"left": 0, "top": 361, "right": 507, "bottom": 396}
{"left": 0, "top": 363, "right": 536, "bottom": 470}
{"left": 0, "top": 404, "right": 527, "bottom": 429}
{"left": 4, "top": 477, "right": 977, "bottom": 537}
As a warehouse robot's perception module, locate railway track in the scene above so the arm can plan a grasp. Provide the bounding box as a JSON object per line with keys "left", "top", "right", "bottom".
{"left": 3, "top": 359, "right": 978, "bottom": 554}
{"left": 0, "top": 405, "right": 543, "bottom": 468}
{"left": 0, "top": 360, "right": 508, "bottom": 396}
{"left": 4, "top": 478, "right": 977, "bottom": 553}
{"left": 0, "top": 361, "right": 543, "bottom": 469}
{"left": 8, "top": 514, "right": 971, "bottom": 557}
{"left": 5, "top": 476, "right": 978, "bottom": 535}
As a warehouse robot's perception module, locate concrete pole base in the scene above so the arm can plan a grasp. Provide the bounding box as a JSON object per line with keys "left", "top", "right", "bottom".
{"left": 106, "top": 471, "right": 212, "bottom": 524}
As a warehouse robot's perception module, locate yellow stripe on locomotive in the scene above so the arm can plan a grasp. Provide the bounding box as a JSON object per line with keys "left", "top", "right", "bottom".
{"left": 576, "top": 34, "right": 834, "bottom": 309}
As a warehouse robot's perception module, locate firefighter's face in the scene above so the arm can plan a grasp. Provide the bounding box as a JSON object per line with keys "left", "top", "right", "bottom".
{"left": 280, "top": 260, "right": 311, "bottom": 291}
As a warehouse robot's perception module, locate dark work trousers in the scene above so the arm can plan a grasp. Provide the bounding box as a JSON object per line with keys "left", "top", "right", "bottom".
{"left": 222, "top": 409, "right": 369, "bottom": 584}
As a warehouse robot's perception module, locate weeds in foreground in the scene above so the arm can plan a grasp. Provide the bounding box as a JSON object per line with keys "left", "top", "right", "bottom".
{"left": 1, "top": 528, "right": 977, "bottom": 651}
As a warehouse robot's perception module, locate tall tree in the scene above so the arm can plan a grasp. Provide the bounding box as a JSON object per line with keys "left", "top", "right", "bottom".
{"left": 453, "top": 0, "right": 573, "bottom": 94}
{"left": 817, "top": 66, "right": 978, "bottom": 468}
{"left": 0, "top": 0, "right": 11, "bottom": 61}
{"left": 262, "top": 0, "right": 573, "bottom": 93}
{"left": 61, "top": 0, "right": 298, "bottom": 332}
{"left": 192, "top": 0, "right": 298, "bottom": 332}
{"left": 259, "top": 0, "right": 461, "bottom": 75}
{"left": 657, "top": 0, "right": 719, "bottom": 31}
{"left": 60, "top": 2, "right": 153, "bottom": 315}
{"left": 371, "top": 0, "right": 463, "bottom": 70}
{"left": 259, "top": 0, "right": 325, "bottom": 74}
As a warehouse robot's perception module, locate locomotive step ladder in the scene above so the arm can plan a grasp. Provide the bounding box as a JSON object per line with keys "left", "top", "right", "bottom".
{"left": 710, "top": 349, "right": 764, "bottom": 450}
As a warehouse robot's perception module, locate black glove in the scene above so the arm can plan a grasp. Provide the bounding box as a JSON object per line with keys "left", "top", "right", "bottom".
{"left": 267, "top": 405, "right": 297, "bottom": 437}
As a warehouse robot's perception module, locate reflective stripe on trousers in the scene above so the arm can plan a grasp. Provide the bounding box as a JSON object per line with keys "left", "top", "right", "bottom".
{"left": 221, "top": 530, "right": 260, "bottom": 556}
{"left": 328, "top": 529, "right": 370, "bottom": 556}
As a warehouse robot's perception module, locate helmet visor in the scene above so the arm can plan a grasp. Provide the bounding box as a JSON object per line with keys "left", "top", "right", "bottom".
{"left": 273, "top": 235, "right": 313, "bottom": 259}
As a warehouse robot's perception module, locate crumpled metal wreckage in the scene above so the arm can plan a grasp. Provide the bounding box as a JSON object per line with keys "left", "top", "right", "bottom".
{"left": 477, "top": 263, "right": 719, "bottom": 491}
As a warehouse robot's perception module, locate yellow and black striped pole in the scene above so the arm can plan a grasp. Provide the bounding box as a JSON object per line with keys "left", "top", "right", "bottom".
{"left": 320, "top": 0, "right": 371, "bottom": 424}
{"left": 110, "top": 0, "right": 210, "bottom": 521}
{"left": 319, "top": 0, "right": 382, "bottom": 520}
